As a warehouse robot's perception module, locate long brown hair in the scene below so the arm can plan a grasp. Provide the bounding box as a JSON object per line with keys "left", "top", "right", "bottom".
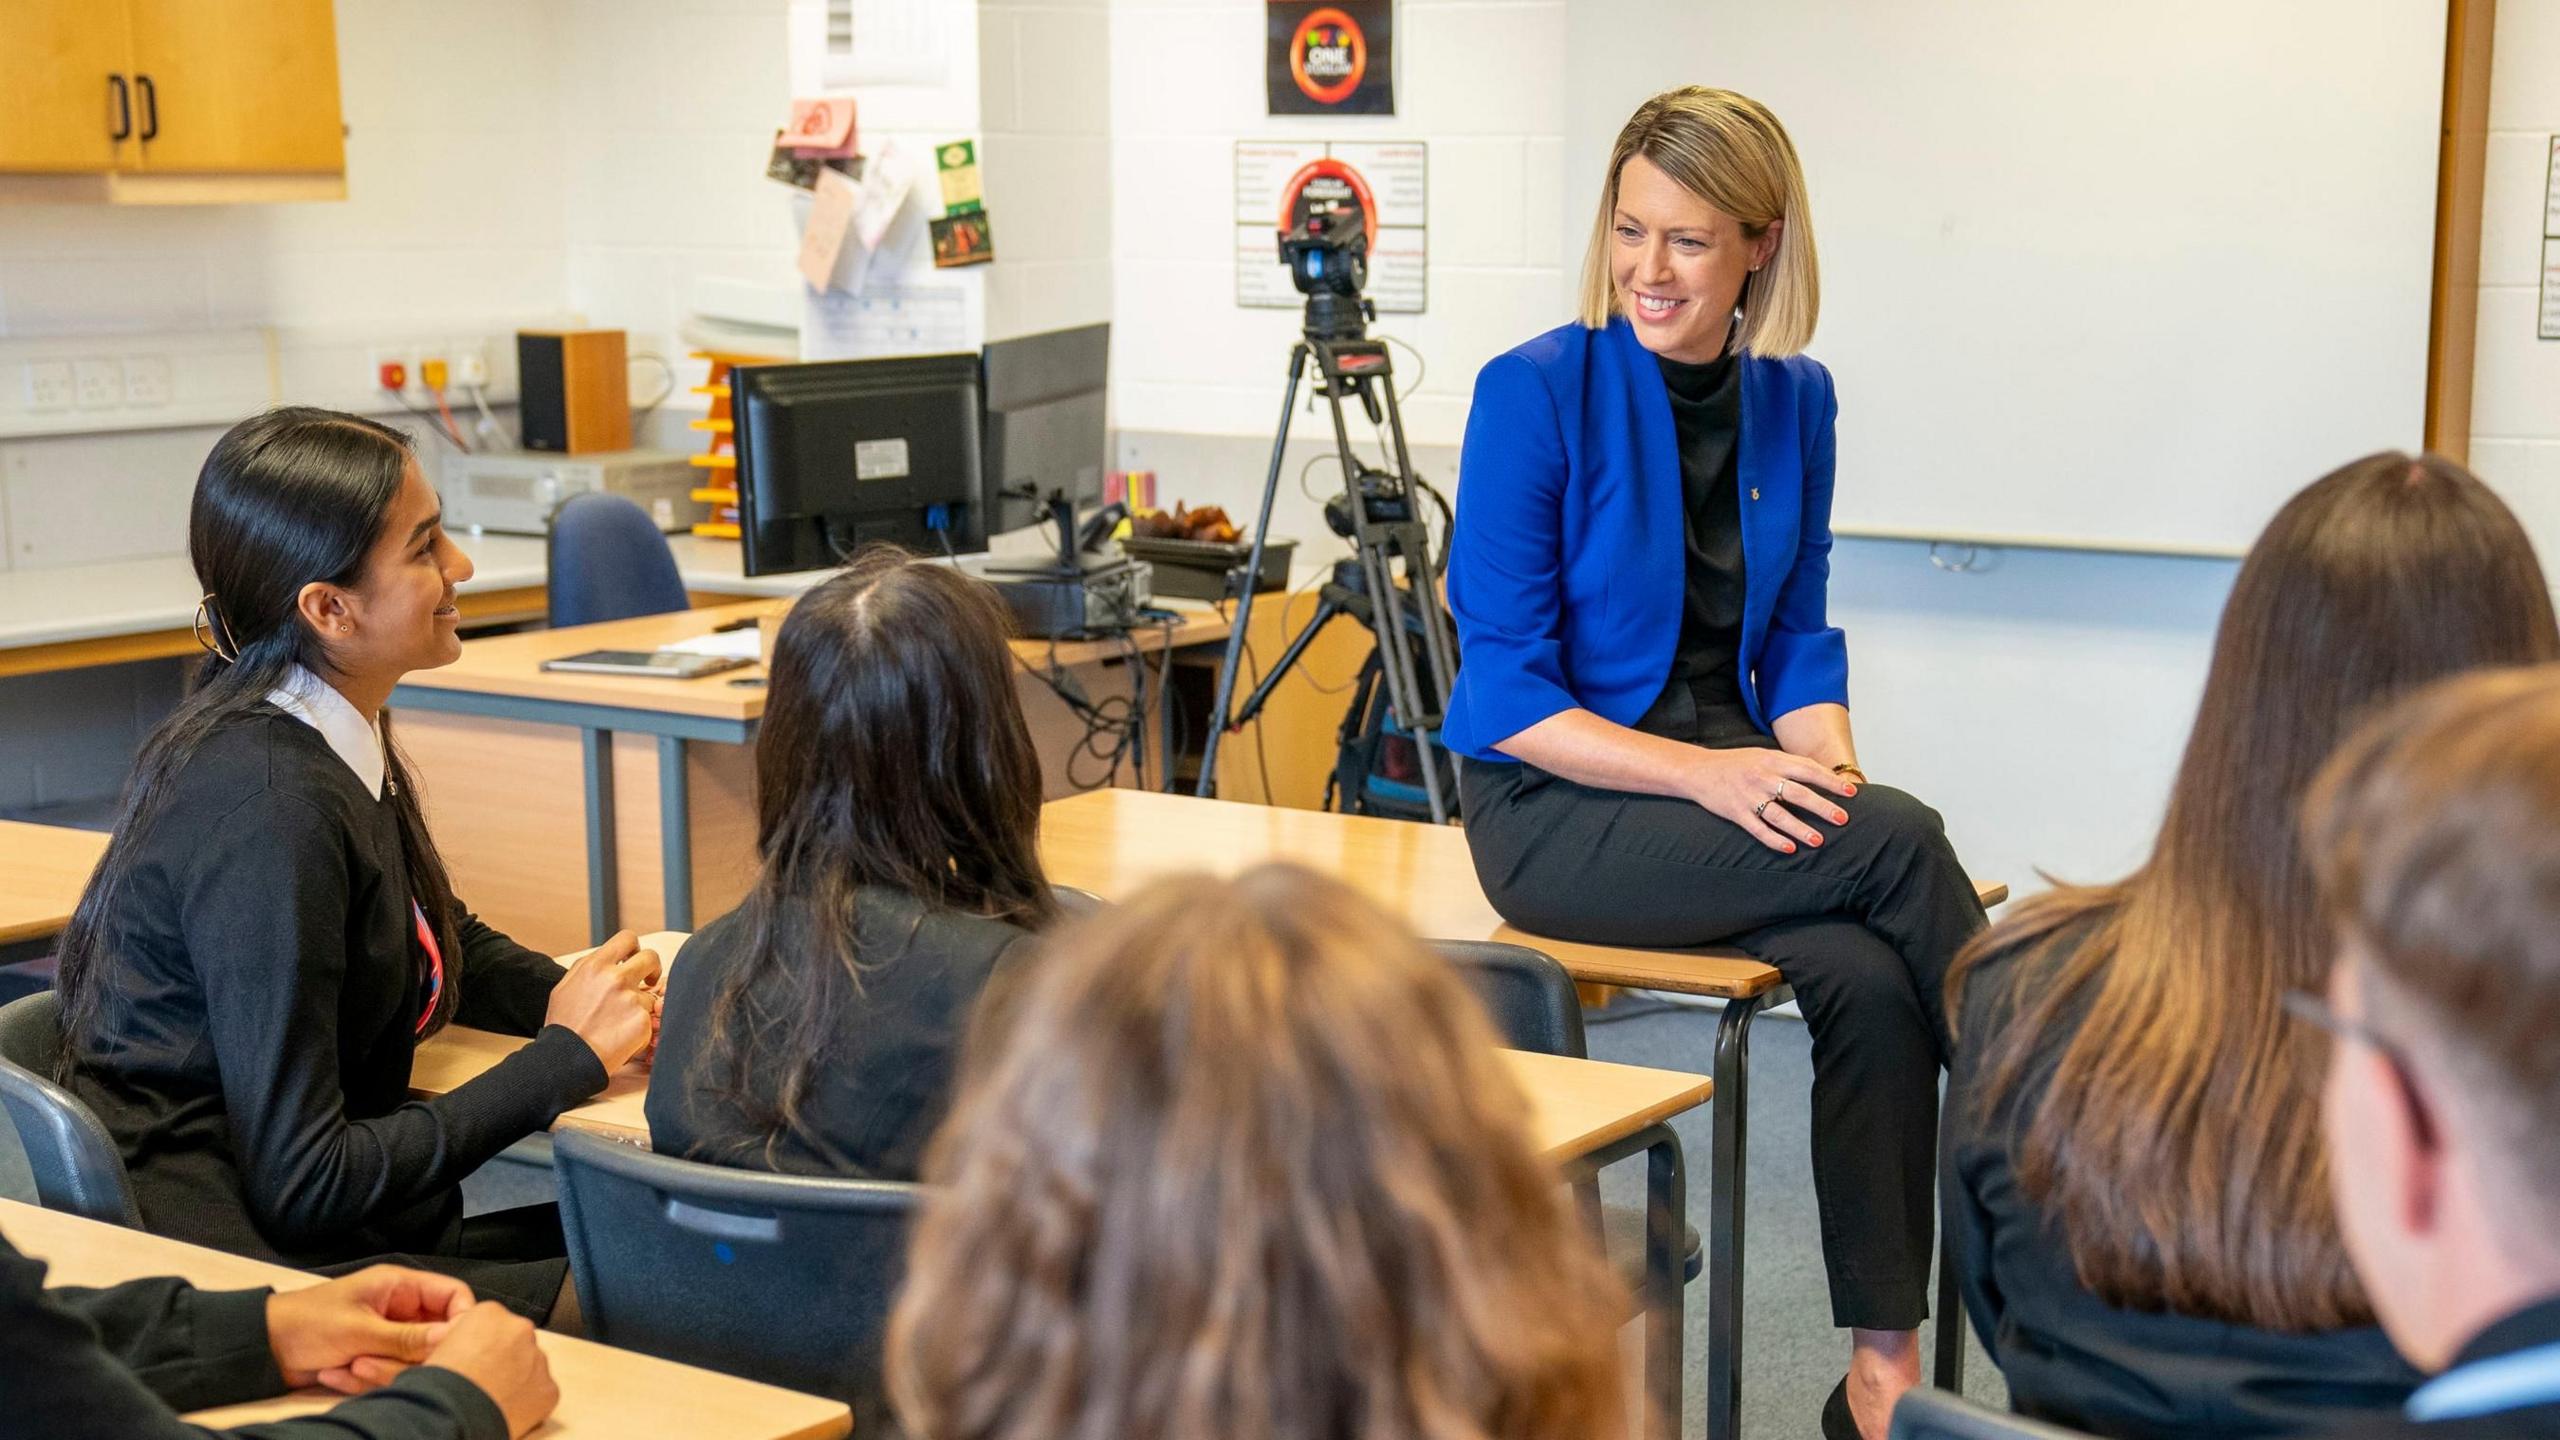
{"left": 2304, "top": 664, "right": 2560, "bottom": 1209}
{"left": 887, "top": 864, "right": 1628, "bottom": 1440}
{"left": 693, "top": 549, "right": 1056, "bottom": 1163}
{"left": 1947, "top": 451, "right": 2560, "bottom": 1328}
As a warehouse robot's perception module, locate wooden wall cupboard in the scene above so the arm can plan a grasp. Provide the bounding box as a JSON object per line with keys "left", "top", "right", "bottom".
{"left": 0, "top": 0, "right": 345, "bottom": 203}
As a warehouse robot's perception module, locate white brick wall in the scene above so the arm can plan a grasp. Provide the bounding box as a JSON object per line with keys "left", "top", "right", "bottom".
{"left": 2469, "top": 0, "right": 2560, "bottom": 564}
{"left": 1107, "top": 0, "right": 1572, "bottom": 447}
{"left": 980, "top": 0, "right": 1115, "bottom": 343}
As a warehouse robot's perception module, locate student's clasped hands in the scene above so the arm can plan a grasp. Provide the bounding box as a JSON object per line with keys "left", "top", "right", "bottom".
{"left": 265, "top": 1265, "right": 559, "bottom": 1435}
{"left": 547, "top": 930, "right": 665, "bottom": 1071}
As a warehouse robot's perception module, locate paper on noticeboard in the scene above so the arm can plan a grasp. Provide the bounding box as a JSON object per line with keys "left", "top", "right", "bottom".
{"left": 803, "top": 277, "right": 983, "bottom": 360}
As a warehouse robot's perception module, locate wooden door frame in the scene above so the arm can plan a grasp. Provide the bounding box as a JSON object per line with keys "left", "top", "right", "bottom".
{"left": 2426, "top": 0, "right": 2498, "bottom": 461}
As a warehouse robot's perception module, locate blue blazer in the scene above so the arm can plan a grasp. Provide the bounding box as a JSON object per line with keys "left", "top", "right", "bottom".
{"left": 1442, "top": 316, "right": 1850, "bottom": 762}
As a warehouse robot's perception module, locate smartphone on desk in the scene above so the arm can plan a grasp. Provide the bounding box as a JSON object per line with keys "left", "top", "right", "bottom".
{"left": 540, "top": 649, "right": 754, "bottom": 680}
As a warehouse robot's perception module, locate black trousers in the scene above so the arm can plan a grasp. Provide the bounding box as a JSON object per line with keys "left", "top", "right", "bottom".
{"left": 1461, "top": 756, "right": 1987, "bottom": 1330}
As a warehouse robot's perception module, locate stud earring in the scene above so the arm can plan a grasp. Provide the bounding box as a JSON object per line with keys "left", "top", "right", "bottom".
{"left": 339, "top": 623, "right": 352, "bottom": 634}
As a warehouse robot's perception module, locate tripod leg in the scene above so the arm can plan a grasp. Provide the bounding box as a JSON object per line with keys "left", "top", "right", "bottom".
{"left": 1232, "top": 596, "right": 1344, "bottom": 733}
{"left": 1197, "top": 344, "right": 1309, "bottom": 800}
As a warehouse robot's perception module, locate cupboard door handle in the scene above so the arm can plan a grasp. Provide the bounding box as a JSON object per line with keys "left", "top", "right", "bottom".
{"left": 137, "top": 75, "right": 160, "bottom": 142}
{"left": 108, "top": 75, "right": 133, "bottom": 142}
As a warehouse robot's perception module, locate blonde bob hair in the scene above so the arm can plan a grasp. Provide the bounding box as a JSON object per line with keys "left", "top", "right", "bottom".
{"left": 887, "top": 863, "right": 1629, "bottom": 1440}
{"left": 1579, "top": 86, "right": 1820, "bottom": 358}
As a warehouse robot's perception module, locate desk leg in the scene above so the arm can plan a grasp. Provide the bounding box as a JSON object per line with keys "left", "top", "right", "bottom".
{"left": 580, "top": 728, "right": 618, "bottom": 947}
{"left": 657, "top": 734, "right": 693, "bottom": 932}
{"left": 1159, "top": 647, "right": 1180, "bottom": 793}
{"left": 1642, "top": 1123, "right": 1687, "bottom": 1440}
{"left": 1933, "top": 1202, "right": 1966, "bottom": 1392}
{"left": 1706, "top": 990, "right": 1776, "bottom": 1440}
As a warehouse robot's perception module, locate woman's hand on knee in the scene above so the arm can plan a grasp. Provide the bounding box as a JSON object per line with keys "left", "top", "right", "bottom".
{"left": 1679, "top": 749, "right": 1856, "bottom": 854}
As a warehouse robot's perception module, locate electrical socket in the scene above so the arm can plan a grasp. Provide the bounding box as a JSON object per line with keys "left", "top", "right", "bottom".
{"left": 23, "top": 361, "right": 74, "bottom": 412}
{"left": 73, "top": 359, "right": 124, "bottom": 410}
{"left": 123, "top": 355, "right": 174, "bottom": 406}
{"left": 366, "top": 347, "right": 421, "bottom": 400}
{"left": 454, "top": 350, "right": 491, "bottom": 388}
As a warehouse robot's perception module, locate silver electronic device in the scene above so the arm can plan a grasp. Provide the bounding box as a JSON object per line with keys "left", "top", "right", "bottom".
{"left": 440, "top": 449, "right": 700, "bottom": 536}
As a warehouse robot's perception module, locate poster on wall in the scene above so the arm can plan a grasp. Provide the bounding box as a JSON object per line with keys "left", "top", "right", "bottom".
{"left": 1267, "top": 1, "right": 1393, "bottom": 116}
{"left": 2544, "top": 138, "right": 2560, "bottom": 340}
{"left": 1235, "top": 141, "right": 1427, "bottom": 314}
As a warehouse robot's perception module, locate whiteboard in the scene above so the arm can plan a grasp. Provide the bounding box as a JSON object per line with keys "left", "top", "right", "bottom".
{"left": 1561, "top": 1, "right": 2448, "bottom": 556}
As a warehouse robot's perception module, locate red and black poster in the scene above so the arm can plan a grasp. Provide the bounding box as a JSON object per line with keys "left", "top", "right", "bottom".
{"left": 1267, "top": 2, "right": 1394, "bottom": 116}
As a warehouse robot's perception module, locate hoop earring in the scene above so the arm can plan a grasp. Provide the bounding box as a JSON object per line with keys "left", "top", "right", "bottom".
{"left": 192, "top": 594, "right": 240, "bottom": 664}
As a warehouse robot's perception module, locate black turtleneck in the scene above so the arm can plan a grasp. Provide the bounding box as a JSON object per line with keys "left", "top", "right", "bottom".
{"left": 1634, "top": 347, "right": 1763, "bottom": 749}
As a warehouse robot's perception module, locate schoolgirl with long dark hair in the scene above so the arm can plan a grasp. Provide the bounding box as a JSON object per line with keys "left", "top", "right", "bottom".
{"left": 57, "top": 407, "right": 662, "bottom": 1321}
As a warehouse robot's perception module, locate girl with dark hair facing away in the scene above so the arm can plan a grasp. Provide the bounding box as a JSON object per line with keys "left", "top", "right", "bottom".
{"left": 1943, "top": 452, "right": 2560, "bottom": 1437}
{"left": 58, "top": 408, "right": 664, "bottom": 1323}
{"left": 887, "top": 863, "right": 1629, "bottom": 1440}
{"left": 647, "top": 549, "right": 1057, "bottom": 1179}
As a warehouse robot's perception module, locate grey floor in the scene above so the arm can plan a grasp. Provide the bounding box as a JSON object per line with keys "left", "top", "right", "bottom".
{"left": 1581, "top": 998, "right": 2005, "bottom": 1437}
{"left": 1, "top": 1000, "right": 2003, "bottom": 1440}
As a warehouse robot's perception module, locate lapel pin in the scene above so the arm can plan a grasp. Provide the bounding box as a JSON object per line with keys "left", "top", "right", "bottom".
{"left": 1750, "top": 487, "right": 1760, "bottom": 501}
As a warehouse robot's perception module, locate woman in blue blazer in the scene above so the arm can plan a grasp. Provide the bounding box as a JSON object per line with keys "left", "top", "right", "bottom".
{"left": 1444, "top": 88, "right": 1988, "bottom": 1440}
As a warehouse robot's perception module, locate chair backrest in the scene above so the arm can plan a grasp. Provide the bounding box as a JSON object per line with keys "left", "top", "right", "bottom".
{"left": 1431, "top": 939, "right": 1587, "bottom": 1058}
{"left": 553, "top": 1129, "right": 922, "bottom": 1433}
{"left": 545, "top": 492, "right": 690, "bottom": 628}
{"left": 1891, "top": 1388, "right": 2100, "bottom": 1440}
{"left": 0, "top": 992, "right": 143, "bottom": 1226}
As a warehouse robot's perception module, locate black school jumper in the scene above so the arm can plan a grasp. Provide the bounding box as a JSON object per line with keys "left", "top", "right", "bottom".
{"left": 646, "top": 891, "right": 1035, "bottom": 1179}
{"left": 68, "top": 708, "right": 607, "bottom": 1319}
{"left": 0, "top": 1226, "right": 506, "bottom": 1440}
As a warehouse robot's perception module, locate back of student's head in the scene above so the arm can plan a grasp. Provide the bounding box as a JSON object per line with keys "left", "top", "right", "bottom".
{"left": 752, "top": 547, "right": 1049, "bottom": 912}
{"left": 887, "top": 863, "right": 1627, "bottom": 1440}
{"left": 1949, "top": 450, "right": 2559, "bottom": 1330}
{"left": 2306, "top": 665, "right": 2560, "bottom": 1279}
{"left": 58, "top": 407, "right": 468, "bottom": 1066}
{"left": 698, "top": 549, "right": 1055, "bottom": 1157}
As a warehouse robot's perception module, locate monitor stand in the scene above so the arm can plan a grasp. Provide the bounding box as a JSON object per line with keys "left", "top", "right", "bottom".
{"left": 962, "top": 496, "right": 1152, "bottom": 637}
{"left": 977, "top": 496, "right": 1124, "bottom": 579}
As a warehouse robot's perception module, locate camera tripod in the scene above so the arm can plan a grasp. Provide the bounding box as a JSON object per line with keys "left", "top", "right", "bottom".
{"left": 1195, "top": 313, "right": 1460, "bottom": 823}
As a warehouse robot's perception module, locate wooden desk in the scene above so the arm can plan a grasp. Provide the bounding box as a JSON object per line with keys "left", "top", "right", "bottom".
{"left": 1039, "top": 789, "right": 2007, "bottom": 999}
{"left": 0, "top": 1198, "right": 849, "bottom": 1440}
{"left": 1035, "top": 787, "right": 2010, "bottom": 1440}
{"left": 388, "top": 600, "right": 1232, "bottom": 954}
{"left": 414, "top": 1020, "right": 1707, "bottom": 1169}
{"left": 0, "top": 819, "right": 111, "bottom": 946}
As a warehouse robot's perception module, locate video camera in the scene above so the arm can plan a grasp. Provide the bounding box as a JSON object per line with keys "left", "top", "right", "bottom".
{"left": 1278, "top": 182, "right": 1373, "bottom": 341}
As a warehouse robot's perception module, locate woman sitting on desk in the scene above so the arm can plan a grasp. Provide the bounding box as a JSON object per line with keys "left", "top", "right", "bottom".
{"left": 57, "top": 407, "right": 664, "bottom": 1325}
{"left": 647, "top": 549, "right": 1058, "bottom": 1180}
{"left": 1442, "top": 87, "right": 1987, "bottom": 1440}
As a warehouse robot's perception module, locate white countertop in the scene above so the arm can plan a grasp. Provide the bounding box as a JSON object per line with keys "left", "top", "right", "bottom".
{"left": 0, "top": 532, "right": 820, "bottom": 652}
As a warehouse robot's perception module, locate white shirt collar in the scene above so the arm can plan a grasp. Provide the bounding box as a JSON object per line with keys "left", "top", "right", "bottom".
{"left": 266, "top": 665, "right": 387, "bottom": 800}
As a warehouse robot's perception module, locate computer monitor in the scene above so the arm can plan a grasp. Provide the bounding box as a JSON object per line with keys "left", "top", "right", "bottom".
{"left": 978, "top": 323, "right": 1110, "bottom": 577}
{"left": 733, "top": 354, "right": 984, "bottom": 578}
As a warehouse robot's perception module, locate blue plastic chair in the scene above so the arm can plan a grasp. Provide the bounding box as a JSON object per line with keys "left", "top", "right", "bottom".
{"left": 546, "top": 492, "right": 690, "bottom": 629}
{"left": 553, "top": 1130, "right": 918, "bottom": 1434}
{"left": 1431, "top": 940, "right": 1704, "bottom": 1288}
{"left": 0, "top": 992, "right": 142, "bottom": 1226}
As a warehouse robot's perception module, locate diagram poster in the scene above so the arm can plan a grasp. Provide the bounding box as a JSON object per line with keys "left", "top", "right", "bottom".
{"left": 1235, "top": 140, "right": 1427, "bottom": 314}
{"left": 1266, "top": 2, "right": 1393, "bottom": 116}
